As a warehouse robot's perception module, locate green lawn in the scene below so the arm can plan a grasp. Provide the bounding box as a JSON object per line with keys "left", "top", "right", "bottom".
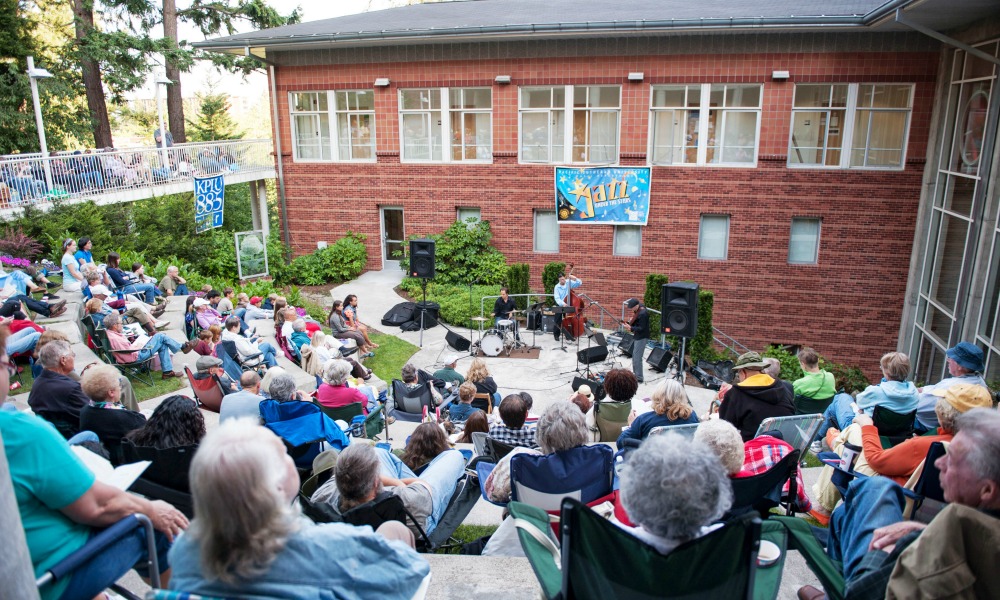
{"left": 434, "top": 523, "right": 499, "bottom": 554}
{"left": 364, "top": 331, "right": 419, "bottom": 384}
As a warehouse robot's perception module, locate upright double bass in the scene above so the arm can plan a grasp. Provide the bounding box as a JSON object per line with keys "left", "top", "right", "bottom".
{"left": 562, "top": 263, "right": 586, "bottom": 338}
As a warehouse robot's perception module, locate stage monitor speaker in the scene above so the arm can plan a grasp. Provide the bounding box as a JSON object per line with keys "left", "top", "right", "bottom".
{"left": 542, "top": 315, "right": 556, "bottom": 333}
{"left": 572, "top": 376, "right": 606, "bottom": 401}
{"left": 618, "top": 332, "right": 635, "bottom": 356}
{"left": 661, "top": 282, "right": 699, "bottom": 338}
{"left": 647, "top": 347, "right": 674, "bottom": 372}
{"left": 409, "top": 239, "right": 436, "bottom": 279}
{"left": 577, "top": 346, "right": 609, "bottom": 364}
{"left": 445, "top": 330, "right": 470, "bottom": 352}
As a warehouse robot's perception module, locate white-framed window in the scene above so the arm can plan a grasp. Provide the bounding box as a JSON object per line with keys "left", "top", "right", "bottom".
{"left": 789, "top": 218, "right": 822, "bottom": 264}
{"left": 534, "top": 210, "right": 559, "bottom": 252}
{"left": 520, "top": 85, "right": 620, "bottom": 164}
{"left": 650, "top": 84, "right": 762, "bottom": 166}
{"left": 788, "top": 83, "right": 913, "bottom": 169}
{"left": 698, "top": 214, "right": 730, "bottom": 260}
{"left": 289, "top": 91, "right": 375, "bottom": 162}
{"left": 613, "top": 225, "right": 642, "bottom": 256}
{"left": 399, "top": 87, "right": 492, "bottom": 162}
{"left": 457, "top": 207, "right": 481, "bottom": 226}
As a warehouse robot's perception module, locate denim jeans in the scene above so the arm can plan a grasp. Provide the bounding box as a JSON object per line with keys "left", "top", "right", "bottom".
{"left": 827, "top": 476, "right": 906, "bottom": 582}
{"left": 376, "top": 448, "right": 466, "bottom": 534}
{"left": 173, "top": 283, "right": 189, "bottom": 296}
{"left": 58, "top": 523, "right": 171, "bottom": 600}
{"left": 819, "top": 393, "right": 858, "bottom": 438}
{"left": 244, "top": 305, "right": 272, "bottom": 321}
{"left": 120, "top": 282, "right": 157, "bottom": 304}
{"left": 632, "top": 337, "right": 647, "bottom": 381}
{"left": 0, "top": 270, "right": 34, "bottom": 295}
{"left": 135, "top": 333, "right": 182, "bottom": 372}
{"left": 258, "top": 342, "right": 278, "bottom": 367}
{"left": 7, "top": 328, "right": 40, "bottom": 356}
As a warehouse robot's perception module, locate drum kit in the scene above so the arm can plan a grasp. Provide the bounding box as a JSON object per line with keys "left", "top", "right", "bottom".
{"left": 469, "top": 311, "right": 528, "bottom": 357}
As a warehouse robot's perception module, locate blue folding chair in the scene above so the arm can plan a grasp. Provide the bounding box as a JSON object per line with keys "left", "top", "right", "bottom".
{"left": 36, "top": 514, "right": 160, "bottom": 600}
{"left": 260, "top": 399, "right": 350, "bottom": 469}
{"left": 510, "top": 444, "right": 615, "bottom": 511}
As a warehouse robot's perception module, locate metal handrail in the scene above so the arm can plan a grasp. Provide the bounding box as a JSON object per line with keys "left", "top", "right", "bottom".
{"left": 0, "top": 139, "right": 274, "bottom": 210}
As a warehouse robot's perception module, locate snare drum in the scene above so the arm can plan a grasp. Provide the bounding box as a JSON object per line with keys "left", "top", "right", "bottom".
{"left": 481, "top": 331, "right": 505, "bottom": 356}
{"left": 496, "top": 319, "right": 515, "bottom": 336}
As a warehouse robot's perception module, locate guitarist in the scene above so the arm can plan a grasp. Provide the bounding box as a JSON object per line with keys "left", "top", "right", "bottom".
{"left": 623, "top": 298, "right": 649, "bottom": 383}
{"left": 553, "top": 267, "right": 582, "bottom": 342}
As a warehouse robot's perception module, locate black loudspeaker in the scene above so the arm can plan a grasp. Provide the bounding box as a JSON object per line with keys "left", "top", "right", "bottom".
{"left": 527, "top": 310, "right": 542, "bottom": 330}
{"left": 572, "top": 376, "right": 606, "bottom": 401}
{"left": 542, "top": 315, "right": 556, "bottom": 333}
{"left": 409, "top": 239, "right": 436, "bottom": 279}
{"left": 618, "top": 332, "right": 635, "bottom": 357}
{"left": 445, "top": 330, "right": 470, "bottom": 352}
{"left": 661, "top": 282, "right": 699, "bottom": 338}
{"left": 647, "top": 347, "right": 674, "bottom": 372}
{"left": 577, "top": 346, "right": 609, "bottom": 364}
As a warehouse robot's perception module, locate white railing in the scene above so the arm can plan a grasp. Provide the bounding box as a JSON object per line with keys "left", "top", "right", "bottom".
{"left": 0, "top": 139, "right": 274, "bottom": 210}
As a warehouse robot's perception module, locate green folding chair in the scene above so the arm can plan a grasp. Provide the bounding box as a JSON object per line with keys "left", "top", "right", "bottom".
{"left": 314, "top": 400, "right": 385, "bottom": 439}
{"left": 793, "top": 394, "right": 834, "bottom": 415}
{"left": 510, "top": 499, "right": 769, "bottom": 600}
{"left": 772, "top": 515, "right": 846, "bottom": 600}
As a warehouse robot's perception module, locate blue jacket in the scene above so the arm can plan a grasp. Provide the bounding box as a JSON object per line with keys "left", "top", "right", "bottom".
{"left": 856, "top": 379, "right": 919, "bottom": 415}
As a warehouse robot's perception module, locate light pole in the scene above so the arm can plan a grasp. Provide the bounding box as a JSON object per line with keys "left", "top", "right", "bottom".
{"left": 26, "top": 56, "right": 53, "bottom": 194}
{"left": 154, "top": 73, "right": 173, "bottom": 173}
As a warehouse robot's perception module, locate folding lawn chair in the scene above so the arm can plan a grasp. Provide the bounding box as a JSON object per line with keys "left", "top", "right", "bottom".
{"left": 510, "top": 444, "right": 614, "bottom": 512}
{"left": 725, "top": 450, "right": 801, "bottom": 519}
{"left": 509, "top": 499, "right": 766, "bottom": 600}
{"left": 593, "top": 400, "right": 631, "bottom": 442}
{"left": 184, "top": 366, "right": 225, "bottom": 413}
{"left": 260, "top": 398, "right": 350, "bottom": 470}
{"left": 794, "top": 394, "right": 834, "bottom": 415}
{"left": 121, "top": 439, "right": 196, "bottom": 518}
{"left": 754, "top": 413, "right": 824, "bottom": 458}
{"left": 314, "top": 400, "right": 385, "bottom": 439}
{"left": 92, "top": 327, "right": 156, "bottom": 387}
{"left": 872, "top": 405, "right": 917, "bottom": 447}
{"left": 391, "top": 378, "right": 435, "bottom": 422}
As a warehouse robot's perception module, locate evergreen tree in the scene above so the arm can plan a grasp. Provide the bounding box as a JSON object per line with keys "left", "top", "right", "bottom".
{"left": 186, "top": 92, "right": 244, "bottom": 142}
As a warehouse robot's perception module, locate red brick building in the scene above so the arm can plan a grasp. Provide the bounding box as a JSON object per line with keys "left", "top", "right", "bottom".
{"left": 198, "top": 1, "right": 1000, "bottom": 381}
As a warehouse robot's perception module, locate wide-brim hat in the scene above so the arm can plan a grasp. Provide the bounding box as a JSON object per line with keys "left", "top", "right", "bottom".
{"left": 946, "top": 342, "right": 984, "bottom": 373}
{"left": 733, "top": 351, "right": 770, "bottom": 371}
{"left": 576, "top": 384, "right": 594, "bottom": 400}
{"left": 931, "top": 383, "right": 993, "bottom": 413}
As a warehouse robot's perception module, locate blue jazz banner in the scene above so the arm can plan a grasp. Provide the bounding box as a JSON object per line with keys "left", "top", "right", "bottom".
{"left": 555, "top": 166, "right": 651, "bottom": 225}
{"left": 194, "top": 174, "right": 225, "bottom": 233}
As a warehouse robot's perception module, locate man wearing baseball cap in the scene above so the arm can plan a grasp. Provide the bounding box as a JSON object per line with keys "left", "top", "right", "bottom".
{"left": 915, "top": 341, "right": 989, "bottom": 430}
{"left": 719, "top": 350, "right": 795, "bottom": 442}
{"left": 432, "top": 354, "right": 465, "bottom": 387}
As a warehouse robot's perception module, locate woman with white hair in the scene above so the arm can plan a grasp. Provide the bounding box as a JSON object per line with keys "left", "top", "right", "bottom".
{"left": 168, "top": 418, "right": 430, "bottom": 597}
{"left": 316, "top": 359, "right": 372, "bottom": 414}
{"left": 618, "top": 432, "right": 732, "bottom": 554}
{"left": 617, "top": 379, "right": 700, "bottom": 449}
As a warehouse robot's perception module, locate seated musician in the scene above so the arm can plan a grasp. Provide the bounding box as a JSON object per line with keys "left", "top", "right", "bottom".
{"left": 553, "top": 269, "right": 582, "bottom": 342}
{"left": 492, "top": 287, "right": 517, "bottom": 327}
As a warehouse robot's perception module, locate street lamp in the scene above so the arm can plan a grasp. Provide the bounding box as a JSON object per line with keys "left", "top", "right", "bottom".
{"left": 26, "top": 56, "right": 53, "bottom": 193}
{"left": 154, "top": 73, "right": 173, "bottom": 174}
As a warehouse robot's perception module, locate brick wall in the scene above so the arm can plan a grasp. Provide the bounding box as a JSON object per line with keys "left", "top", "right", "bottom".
{"left": 270, "top": 46, "right": 939, "bottom": 376}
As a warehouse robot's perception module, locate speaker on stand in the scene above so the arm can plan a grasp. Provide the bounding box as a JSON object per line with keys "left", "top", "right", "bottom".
{"left": 661, "top": 282, "right": 699, "bottom": 382}
{"left": 409, "top": 239, "right": 436, "bottom": 347}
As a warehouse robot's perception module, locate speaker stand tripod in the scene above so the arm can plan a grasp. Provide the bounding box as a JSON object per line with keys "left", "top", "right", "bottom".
{"left": 418, "top": 278, "right": 428, "bottom": 348}
{"left": 674, "top": 337, "right": 688, "bottom": 383}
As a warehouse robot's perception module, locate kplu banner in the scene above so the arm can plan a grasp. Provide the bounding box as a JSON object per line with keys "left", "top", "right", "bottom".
{"left": 554, "top": 166, "right": 651, "bottom": 225}
{"left": 194, "top": 174, "right": 225, "bottom": 233}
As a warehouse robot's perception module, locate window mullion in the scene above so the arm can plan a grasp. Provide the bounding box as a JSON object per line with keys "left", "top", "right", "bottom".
{"left": 697, "top": 84, "right": 710, "bottom": 165}
{"left": 841, "top": 84, "right": 859, "bottom": 168}
{"left": 328, "top": 91, "right": 340, "bottom": 162}
{"left": 563, "top": 85, "right": 573, "bottom": 164}
{"left": 441, "top": 88, "right": 451, "bottom": 163}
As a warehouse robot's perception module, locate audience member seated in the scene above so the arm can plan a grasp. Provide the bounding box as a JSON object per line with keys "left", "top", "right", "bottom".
{"left": 169, "top": 419, "right": 428, "bottom": 597}
{"left": 448, "top": 382, "right": 478, "bottom": 423}
{"left": 316, "top": 359, "right": 374, "bottom": 414}
{"left": 819, "top": 352, "right": 919, "bottom": 442}
{"left": 27, "top": 339, "right": 91, "bottom": 436}
{"left": 0, "top": 263, "right": 50, "bottom": 298}
{"left": 342, "top": 294, "right": 377, "bottom": 349}
{"left": 219, "top": 371, "right": 265, "bottom": 423}
{"left": 221, "top": 316, "right": 277, "bottom": 368}
{"left": 106, "top": 252, "right": 157, "bottom": 303}
{"left": 259, "top": 365, "right": 287, "bottom": 399}
{"left": 158, "top": 265, "right": 189, "bottom": 297}
{"left": 798, "top": 409, "right": 1000, "bottom": 600}
{"left": 103, "top": 312, "right": 194, "bottom": 379}
{"left": 793, "top": 346, "right": 837, "bottom": 400}
{"left": 0, "top": 291, "right": 66, "bottom": 319}
{"left": 401, "top": 421, "right": 455, "bottom": 472}
{"left": 433, "top": 354, "right": 465, "bottom": 387}
{"left": 488, "top": 394, "right": 538, "bottom": 449}
{"left": 2, "top": 406, "right": 184, "bottom": 600}
{"left": 79, "top": 364, "right": 147, "bottom": 460}
{"left": 485, "top": 400, "right": 589, "bottom": 504}
{"left": 290, "top": 319, "right": 311, "bottom": 358}
{"left": 216, "top": 287, "right": 235, "bottom": 314}
{"left": 60, "top": 238, "right": 86, "bottom": 292}
{"left": 311, "top": 332, "right": 372, "bottom": 381}
{"left": 465, "top": 358, "right": 499, "bottom": 406}
{"left": 74, "top": 236, "right": 98, "bottom": 270}
{"left": 328, "top": 299, "right": 372, "bottom": 355}
{"left": 568, "top": 390, "right": 593, "bottom": 415}
{"left": 130, "top": 262, "right": 163, "bottom": 297}
{"left": 618, "top": 432, "right": 732, "bottom": 554}
{"left": 3, "top": 315, "right": 41, "bottom": 356}
{"left": 695, "top": 419, "right": 812, "bottom": 513}
{"left": 719, "top": 351, "right": 795, "bottom": 442}
{"left": 191, "top": 329, "right": 215, "bottom": 356}
{"left": 914, "top": 342, "right": 989, "bottom": 431}
{"left": 809, "top": 382, "right": 993, "bottom": 524}
{"left": 193, "top": 355, "right": 238, "bottom": 394}
{"left": 763, "top": 357, "right": 795, "bottom": 396}
{"left": 453, "top": 409, "right": 489, "bottom": 444}
{"left": 193, "top": 297, "right": 224, "bottom": 330}
{"left": 86, "top": 286, "right": 165, "bottom": 335}
{"left": 586, "top": 368, "right": 639, "bottom": 442}
{"left": 401, "top": 362, "right": 443, "bottom": 407}
{"left": 125, "top": 395, "right": 205, "bottom": 458}
{"left": 313, "top": 431, "right": 466, "bottom": 536}
{"left": 617, "top": 379, "right": 699, "bottom": 449}
{"left": 243, "top": 295, "right": 272, "bottom": 321}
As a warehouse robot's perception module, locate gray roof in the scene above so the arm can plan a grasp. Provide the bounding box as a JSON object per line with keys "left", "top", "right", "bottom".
{"left": 193, "top": 0, "right": 996, "bottom": 52}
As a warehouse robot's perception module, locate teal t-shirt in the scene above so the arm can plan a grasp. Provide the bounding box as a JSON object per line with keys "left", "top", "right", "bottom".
{"left": 792, "top": 370, "right": 836, "bottom": 399}
{"left": 1, "top": 410, "right": 95, "bottom": 600}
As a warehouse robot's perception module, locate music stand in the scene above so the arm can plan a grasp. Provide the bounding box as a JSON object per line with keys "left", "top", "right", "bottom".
{"left": 528, "top": 302, "right": 546, "bottom": 349}
{"left": 551, "top": 306, "right": 576, "bottom": 353}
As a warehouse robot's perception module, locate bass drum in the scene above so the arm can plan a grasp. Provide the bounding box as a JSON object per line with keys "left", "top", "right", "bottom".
{"left": 480, "top": 332, "right": 505, "bottom": 356}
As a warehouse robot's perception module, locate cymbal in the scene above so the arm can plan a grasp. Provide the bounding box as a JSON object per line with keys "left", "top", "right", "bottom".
{"left": 470, "top": 316, "right": 489, "bottom": 322}
{"left": 508, "top": 309, "right": 524, "bottom": 314}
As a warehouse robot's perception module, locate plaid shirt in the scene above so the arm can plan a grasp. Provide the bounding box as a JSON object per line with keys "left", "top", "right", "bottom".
{"left": 488, "top": 423, "right": 538, "bottom": 449}
{"left": 736, "top": 436, "right": 811, "bottom": 511}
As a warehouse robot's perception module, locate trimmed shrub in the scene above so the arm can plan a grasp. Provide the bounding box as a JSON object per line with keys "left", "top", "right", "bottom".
{"left": 644, "top": 273, "right": 669, "bottom": 336}
{"left": 541, "top": 262, "right": 566, "bottom": 306}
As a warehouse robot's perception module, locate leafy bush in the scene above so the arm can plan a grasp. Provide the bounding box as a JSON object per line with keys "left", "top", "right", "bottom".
{"left": 400, "top": 220, "right": 507, "bottom": 286}
{"left": 0, "top": 227, "right": 44, "bottom": 259}
{"left": 644, "top": 273, "right": 669, "bottom": 336}
{"left": 763, "top": 344, "right": 870, "bottom": 394}
{"left": 541, "top": 262, "right": 566, "bottom": 306}
{"left": 763, "top": 345, "right": 804, "bottom": 381}
{"left": 288, "top": 233, "right": 368, "bottom": 285}
{"left": 507, "top": 263, "right": 530, "bottom": 310}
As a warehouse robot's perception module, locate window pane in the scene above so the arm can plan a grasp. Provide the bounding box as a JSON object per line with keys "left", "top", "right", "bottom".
{"left": 457, "top": 207, "right": 481, "bottom": 225}
{"left": 683, "top": 111, "right": 700, "bottom": 164}
{"left": 724, "top": 85, "right": 760, "bottom": 108}
{"left": 651, "top": 110, "right": 682, "bottom": 164}
{"left": 339, "top": 113, "right": 373, "bottom": 160}
{"left": 591, "top": 87, "right": 620, "bottom": 108}
{"left": 589, "top": 111, "right": 618, "bottom": 162}
{"left": 852, "top": 110, "right": 906, "bottom": 167}
{"left": 534, "top": 211, "right": 559, "bottom": 252}
{"left": 789, "top": 218, "right": 821, "bottom": 263}
{"left": 720, "top": 111, "right": 757, "bottom": 163}
{"left": 353, "top": 91, "right": 374, "bottom": 111}
{"left": 977, "top": 232, "right": 1000, "bottom": 345}
{"left": 652, "top": 86, "right": 686, "bottom": 108}
{"left": 292, "top": 92, "right": 318, "bottom": 112}
{"left": 860, "top": 84, "right": 911, "bottom": 109}
{"left": 789, "top": 111, "right": 826, "bottom": 165}
{"left": 401, "top": 90, "right": 437, "bottom": 110}
{"left": 573, "top": 86, "right": 588, "bottom": 107}
{"left": 698, "top": 215, "right": 729, "bottom": 260}
{"left": 402, "top": 113, "right": 430, "bottom": 160}
{"left": 614, "top": 226, "right": 641, "bottom": 256}
{"left": 459, "top": 88, "right": 491, "bottom": 109}
{"left": 294, "top": 114, "right": 321, "bottom": 158}
{"left": 523, "top": 88, "right": 554, "bottom": 108}
{"left": 521, "top": 112, "right": 550, "bottom": 162}
{"left": 794, "top": 85, "right": 832, "bottom": 108}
